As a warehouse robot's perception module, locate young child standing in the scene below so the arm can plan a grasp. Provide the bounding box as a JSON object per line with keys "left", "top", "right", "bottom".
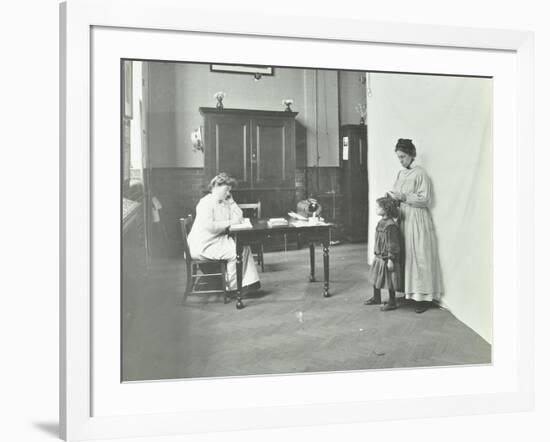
{"left": 364, "top": 195, "right": 403, "bottom": 311}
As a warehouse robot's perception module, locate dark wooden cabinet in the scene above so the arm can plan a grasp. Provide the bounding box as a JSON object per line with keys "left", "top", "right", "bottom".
{"left": 206, "top": 113, "right": 251, "bottom": 186}
{"left": 340, "top": 124, "right": 368, "bottom": 242}
{"left": 200, "top": 108, "right": 298, "bottom": 218}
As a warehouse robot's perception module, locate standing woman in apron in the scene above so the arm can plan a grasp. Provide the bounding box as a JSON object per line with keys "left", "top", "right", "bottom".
{"left": 388, "top": 139, "right": 443, "bottom": 313}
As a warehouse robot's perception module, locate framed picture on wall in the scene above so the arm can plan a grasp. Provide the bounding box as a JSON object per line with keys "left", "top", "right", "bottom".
{"left": 60, "top": 0, "right": 534, "bottom": 440}
{"left": 210, "top": 63, "right": 274, "bottom": 77}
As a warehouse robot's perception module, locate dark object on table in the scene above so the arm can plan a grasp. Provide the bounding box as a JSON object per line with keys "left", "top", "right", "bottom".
{"left": 297, "top": 198, "right": 322, "bottom": 218}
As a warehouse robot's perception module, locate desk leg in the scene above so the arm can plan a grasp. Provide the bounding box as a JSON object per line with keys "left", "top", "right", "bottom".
{"left": 323, "top": 239, "right": 330, "bottom": 297}
{"left": 309, "top": 243, "right": 315, "bottom": 282}
{"left": 236, "top": 240, "right": 244, "bottom": 309}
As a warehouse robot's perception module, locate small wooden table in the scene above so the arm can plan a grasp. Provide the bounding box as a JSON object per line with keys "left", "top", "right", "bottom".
{"left": 229, "top": 219, "right": 332, "bottom": 309}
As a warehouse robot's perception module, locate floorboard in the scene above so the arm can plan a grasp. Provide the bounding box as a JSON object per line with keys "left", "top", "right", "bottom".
{"left": 122, "top": 244, "right": 491, "bottom": 381}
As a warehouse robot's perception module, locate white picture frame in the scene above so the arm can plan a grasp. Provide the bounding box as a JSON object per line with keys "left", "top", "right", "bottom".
{"left": 60, "top": 0, "right": 534, "bottom": 440}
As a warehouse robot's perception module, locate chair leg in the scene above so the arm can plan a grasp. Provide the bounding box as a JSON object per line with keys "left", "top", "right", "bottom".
{"left": 192, "top": 274, "right": 201, "bottom": 292}
{"left": 184, "top": 262, "right": 193, "bottom": 303}
{"left": 221, "top": 262, "right": 228, "bottom": 304}
{"left": 260, "top": 244, "right": 264, "bottom": 272}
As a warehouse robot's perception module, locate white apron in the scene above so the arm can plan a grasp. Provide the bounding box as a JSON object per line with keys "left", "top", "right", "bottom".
{"left": 393, "top": 165, "right": 443, "bottom": 302}
{"left": 188, "top": 193, "right": 260, "bottom": 290}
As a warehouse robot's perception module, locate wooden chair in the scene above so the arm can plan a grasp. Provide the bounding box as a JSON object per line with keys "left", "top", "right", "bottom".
{"left": 179, "top": 215, "right": 229, "bottom": 303}
{"left": 237, "top": 202, "right": 265, "bottom": 272}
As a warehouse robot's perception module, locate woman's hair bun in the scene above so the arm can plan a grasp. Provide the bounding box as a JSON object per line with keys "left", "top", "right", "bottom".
{"left": 208, "top": 172, "right": 237, "bottom": 191}
{"left": 395, "top": 138, "right": 416, "bottom": 157}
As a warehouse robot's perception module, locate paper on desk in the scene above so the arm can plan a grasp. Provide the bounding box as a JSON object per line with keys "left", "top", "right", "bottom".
{"left": 229, "top": 218, "right": 253, "bottom": 231}
{"left": 290, "top": 220, "right": 328, "bottom": 227}
{"left": 288, "top": 211, "right": 307, "bottom": 221}
{"left": 290, "top": 220, "right": 309, "bottom": 227}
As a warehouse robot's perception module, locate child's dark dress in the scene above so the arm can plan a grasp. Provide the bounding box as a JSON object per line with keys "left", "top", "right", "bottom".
{"left": 369, "top": 218, "right": 403, "bottom": 291}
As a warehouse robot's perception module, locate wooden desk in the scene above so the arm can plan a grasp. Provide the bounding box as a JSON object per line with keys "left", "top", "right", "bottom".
{"left": 229, "top": 219, "right": 332, "bottom": 309}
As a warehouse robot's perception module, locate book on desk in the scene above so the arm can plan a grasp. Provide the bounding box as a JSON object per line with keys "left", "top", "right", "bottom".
{"left": 267, "top": 218, "right": 288, "bottom": 228}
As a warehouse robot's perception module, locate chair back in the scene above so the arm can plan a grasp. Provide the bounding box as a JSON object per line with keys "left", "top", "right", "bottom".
{"left": 238, "top": 201, "right": 262, "bottom": 219}
{"left": 179, "top": 215, "right": 193, "bottom": 263}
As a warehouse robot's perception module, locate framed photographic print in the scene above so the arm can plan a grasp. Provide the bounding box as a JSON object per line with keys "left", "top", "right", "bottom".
{"left": 60, "top": 0, "right": 534, "bottom": 440}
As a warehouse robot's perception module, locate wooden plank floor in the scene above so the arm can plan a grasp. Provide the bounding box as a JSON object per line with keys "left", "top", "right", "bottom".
{"left": 122, "top": 243, "right": 491, "bottom": 381}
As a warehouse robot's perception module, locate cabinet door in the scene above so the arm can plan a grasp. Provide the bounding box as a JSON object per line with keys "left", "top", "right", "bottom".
{"left": 341, "top": 126, "right": 369, "bottom": 241}
{"left": 205, "top": 114, "right": 251, "bottom": 187}
{"left": 250, "top": 117, "right": 295, "bottom": 189}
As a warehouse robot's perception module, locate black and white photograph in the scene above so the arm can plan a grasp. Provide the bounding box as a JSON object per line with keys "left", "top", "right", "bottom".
{"left": 121, "top": 60, "right": 492, "bottom": 382}
{"left": 5, "top": 0, "right": 547, "bottom": 439}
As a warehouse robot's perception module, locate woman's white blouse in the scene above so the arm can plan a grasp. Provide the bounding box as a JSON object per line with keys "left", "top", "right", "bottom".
{"left": 187, "top": 193, "right": 243, "bottom": 257}
{"left": 394, "top": 165, "right": 432, "bottom": 208}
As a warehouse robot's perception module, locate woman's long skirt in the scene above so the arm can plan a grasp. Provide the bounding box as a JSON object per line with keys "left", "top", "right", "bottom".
{"left": 399, "top": 204, "right": 443, "bottom": 302}
{"left": 193, "top": 236, "right": 260, "bottom": 291}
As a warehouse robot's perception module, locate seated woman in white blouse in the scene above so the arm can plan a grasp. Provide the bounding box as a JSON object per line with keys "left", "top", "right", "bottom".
{"left": 188, "top": 173, "right": 260, "bottom": 293}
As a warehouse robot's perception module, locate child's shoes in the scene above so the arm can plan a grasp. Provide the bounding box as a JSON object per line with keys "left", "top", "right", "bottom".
{"left": 364, "top": 296, "right": 381, "bottom": 305}
{"left": 381, "top": 302, "right": 398, "bottom": 311}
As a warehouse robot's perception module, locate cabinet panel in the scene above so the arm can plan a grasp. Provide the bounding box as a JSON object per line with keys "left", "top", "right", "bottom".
{"left": 215, "top": 120, "right": 249, "bottom": 183}
{"left": 251, "top": 117, "right": 295, "bottom": 189}
{"left": 204, "top": 114, "right": 251, "bottom": 187}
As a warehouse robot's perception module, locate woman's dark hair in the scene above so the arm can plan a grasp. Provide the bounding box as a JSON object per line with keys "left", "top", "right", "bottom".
{"left": 208, "top": 172, "right": 237, "bottom": 191}
{"left": 376, "top": 195, "right": 400, "bottom": 218}
{"left": 395, "top": 138, "right": 416, "bottom": 158}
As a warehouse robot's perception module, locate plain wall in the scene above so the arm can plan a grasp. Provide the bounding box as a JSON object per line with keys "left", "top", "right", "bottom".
{"left": 303, "top": 69, "right": 340, "bottom": 167}
{"left": 367, "top": 73, "right": 493, "bottom": 343}
{"left": 339, "top": 70, "right": 368, "bottom": 126}
{"left": 147, "top": 62, "right": 178, "bottom": 167}
{"left": 147, "top": 62, "right": 340, "bottom": 168}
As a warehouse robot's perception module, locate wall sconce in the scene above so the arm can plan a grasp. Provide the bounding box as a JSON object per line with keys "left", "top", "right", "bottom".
{"left": 360, "top": 73, "right": 373, "bottom": 97}
{"left": 190, "top": 127, "right": 204, "bottom": 153}
{"left": 366, "top": 72, "right": 373, "bottom": 97}
{"left": 254, "top": 72, "right": 262, "bottom": 81}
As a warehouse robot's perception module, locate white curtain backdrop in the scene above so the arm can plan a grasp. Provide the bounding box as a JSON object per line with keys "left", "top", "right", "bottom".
{"left": 367, "top": 73, "right": 493, "bottom": 343}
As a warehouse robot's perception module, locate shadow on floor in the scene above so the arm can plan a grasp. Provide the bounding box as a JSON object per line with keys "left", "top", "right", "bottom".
{"left": 33, "top": 421, "right": 59, "bottom": 438}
